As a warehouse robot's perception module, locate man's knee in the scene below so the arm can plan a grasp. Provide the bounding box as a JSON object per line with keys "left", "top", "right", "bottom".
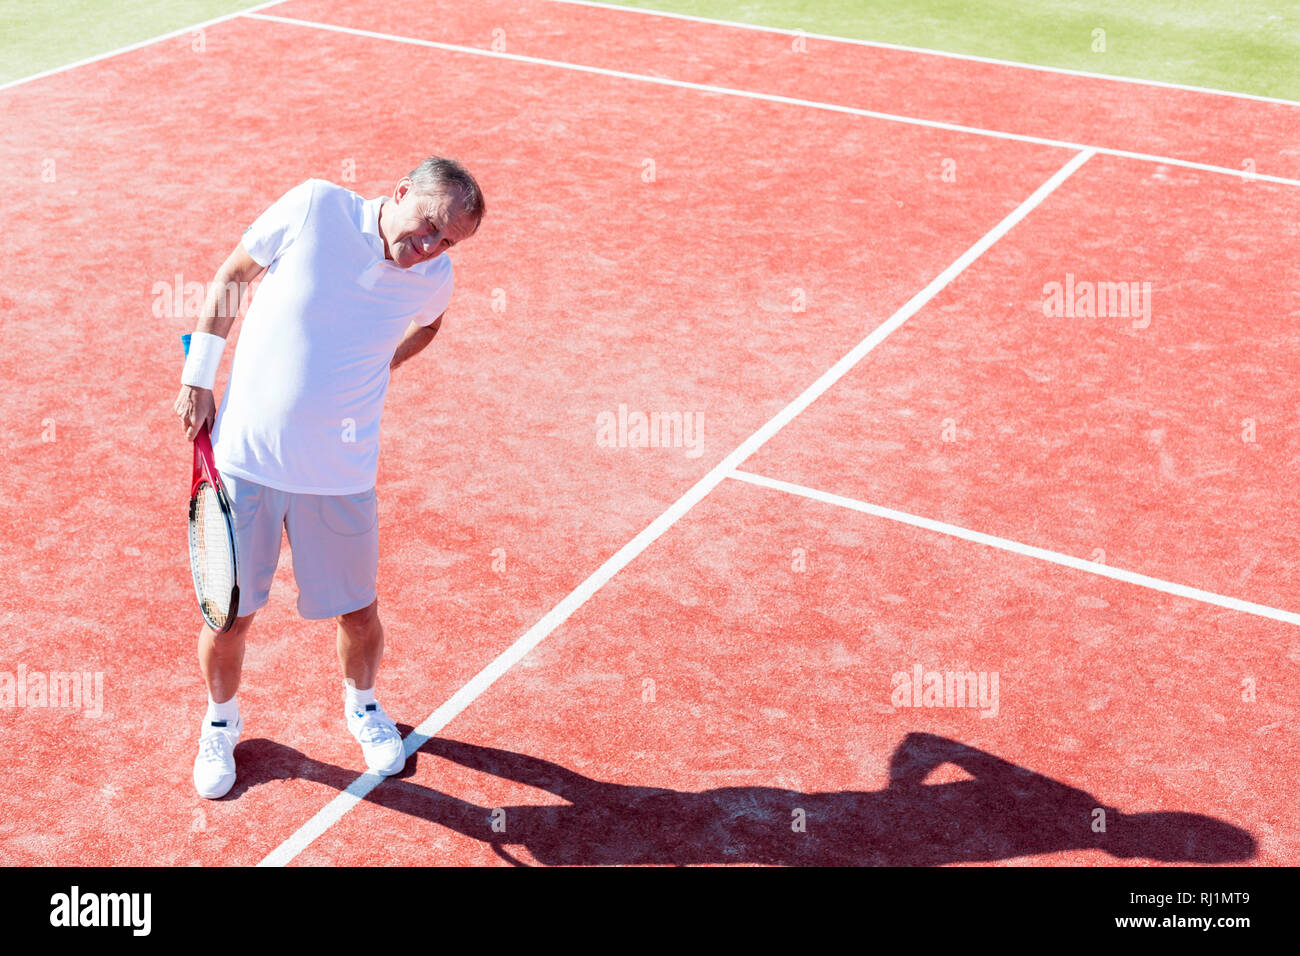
{"left": 208, "top": 612, "right": 256, "bottom": 642}
{"left": 337, "top": 598, "right": 380, "bottom": 632}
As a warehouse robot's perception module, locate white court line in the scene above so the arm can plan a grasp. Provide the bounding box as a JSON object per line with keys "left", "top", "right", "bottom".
{"left": 0, "top": 0, "right": 287, "bottom": 93}
{"left": 1, "top": 0, "right": 1289, "bottom": 110}
{"left": 242, "top": 13, "right": 1300, "bottom": 187}
{"left": 730, "top": 469, "right": 1300, "bottom": 628}
{"left": 542, "top": 0, "right": 1300, "bottom": 107}
{"left": 257, "top": 147, "right": 1095, "bottom": 867}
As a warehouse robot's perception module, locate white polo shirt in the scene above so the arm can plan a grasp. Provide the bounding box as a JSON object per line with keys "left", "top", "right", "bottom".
{"left": 212, "top": 179, "right": 453, "bottom": 495}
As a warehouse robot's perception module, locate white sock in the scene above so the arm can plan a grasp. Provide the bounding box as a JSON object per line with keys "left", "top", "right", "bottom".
{"left": 206, "top": 695, "right": 239, "bottom": 725}
{"left": 344, "top": 681, "right": 376, "bottom": 711}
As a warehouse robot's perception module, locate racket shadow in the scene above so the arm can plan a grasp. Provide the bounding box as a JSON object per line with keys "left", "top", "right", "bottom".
{"left": 224, "top": 731, "right": 1255, "bottom": 866}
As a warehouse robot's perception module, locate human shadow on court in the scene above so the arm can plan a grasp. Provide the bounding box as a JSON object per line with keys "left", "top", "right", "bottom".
{"left": 230, "top": 731, "right": 1255, "bottom": 865}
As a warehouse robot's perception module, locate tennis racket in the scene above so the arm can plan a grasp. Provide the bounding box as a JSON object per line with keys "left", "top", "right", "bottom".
{"left": 182, "top": 333, "right": 240, "bottom": 633}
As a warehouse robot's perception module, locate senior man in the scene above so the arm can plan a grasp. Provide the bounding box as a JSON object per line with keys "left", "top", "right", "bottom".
{"left": 174, "top": 157, "right": 484, "bottom": 798}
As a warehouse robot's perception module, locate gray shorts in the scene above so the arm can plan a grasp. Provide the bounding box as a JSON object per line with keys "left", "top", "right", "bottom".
{"left": 224, "top": 474, "right": 379, "bottom": 620}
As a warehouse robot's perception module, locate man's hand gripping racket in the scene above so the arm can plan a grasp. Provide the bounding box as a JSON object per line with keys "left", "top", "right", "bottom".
{"left": 182, "top": 333, "right": 240, "bottom": 633}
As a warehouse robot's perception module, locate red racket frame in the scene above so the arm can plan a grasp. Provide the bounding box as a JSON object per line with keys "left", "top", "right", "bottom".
{"left": 184, "top": 335, "right": 240, "bottom": 632}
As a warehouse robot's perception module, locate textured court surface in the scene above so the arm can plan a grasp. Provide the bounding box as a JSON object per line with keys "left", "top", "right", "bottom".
{"left": 0, "top": 0, "right": 1296, "bottom": 866}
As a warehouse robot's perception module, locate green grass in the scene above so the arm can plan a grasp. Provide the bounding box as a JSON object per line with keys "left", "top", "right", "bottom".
{"left": 3, "top": 0, "right": 1296, "bottom": 100}
{"left": 0, "top": 0, "right": 257, "bottom": 84}
{"left": 605, "top": 0, "right": 1300, "bottom": 100}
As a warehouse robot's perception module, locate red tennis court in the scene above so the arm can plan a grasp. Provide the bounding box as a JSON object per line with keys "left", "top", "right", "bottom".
{"left": 0, "top": 0, "right": 1295, "bottom": 866}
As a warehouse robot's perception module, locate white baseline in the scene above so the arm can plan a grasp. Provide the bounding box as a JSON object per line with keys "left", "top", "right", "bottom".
{"left": 542, "top": 0, "right": 1300, "bottom": 107}
{"left": 241, "top": 13, "right": 1300, "bottom": 187}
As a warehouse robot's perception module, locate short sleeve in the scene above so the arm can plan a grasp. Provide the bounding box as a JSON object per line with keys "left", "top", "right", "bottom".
{"left": 416, "top": 265, "right": 454, "bottom": 326}
{"left": 241, "top": 180, "right": 316, "bottom": 267}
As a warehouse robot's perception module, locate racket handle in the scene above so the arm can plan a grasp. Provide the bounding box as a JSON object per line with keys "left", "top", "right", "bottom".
{"left": 180, "top": 333, "right": 210, "bottom": 442}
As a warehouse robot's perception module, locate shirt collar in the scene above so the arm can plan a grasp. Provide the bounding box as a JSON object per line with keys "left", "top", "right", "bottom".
{"left": 362, "top": 196, "right": 388, "bottom": 256}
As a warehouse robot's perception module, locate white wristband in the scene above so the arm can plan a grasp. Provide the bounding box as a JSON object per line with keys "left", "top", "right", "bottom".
{"left": 181, "top": 332, "right": 226, "bottom": 390}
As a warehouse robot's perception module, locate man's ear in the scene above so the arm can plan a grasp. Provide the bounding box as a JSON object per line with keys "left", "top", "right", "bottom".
{"left": 393, "top": 178, "right": 413, "bottom": 202}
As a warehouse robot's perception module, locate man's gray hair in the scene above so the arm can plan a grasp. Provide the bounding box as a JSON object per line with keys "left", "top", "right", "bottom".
{"left": 408, "top": 156, "right": 485, "bottom": 227}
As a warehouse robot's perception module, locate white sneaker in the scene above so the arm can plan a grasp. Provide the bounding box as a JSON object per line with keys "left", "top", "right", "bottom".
{"left": 194, "top": 714, "right": 242, "bottom": 799}
{"left": 346, "top": 702, "right": 406, "bottom": 776}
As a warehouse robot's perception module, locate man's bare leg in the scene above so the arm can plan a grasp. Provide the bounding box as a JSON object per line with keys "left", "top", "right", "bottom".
{"left": 336, "top": 598, "right": 383, "bottom": 691}
{"left": 337, "top": 598, "right": 404, "bottom": 774}
{"left": 198, "top": 612, "right": 256, "bottom": 702}
{"left": 194, "top": 612, "right": 256, "bottom": 799}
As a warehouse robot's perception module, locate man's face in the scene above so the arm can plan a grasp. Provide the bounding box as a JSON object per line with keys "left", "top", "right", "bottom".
{"left": 380, "top": 178, "right": 478, "bottom": 269}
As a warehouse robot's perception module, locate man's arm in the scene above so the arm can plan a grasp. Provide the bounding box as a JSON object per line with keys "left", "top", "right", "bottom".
{"left": 887, "top": 733, "right": 1016, "bottom": 788}
{"left": 173, "top": 243, "right": 267, "bottom": 441}
{"left": 390, "top": 312, "right": 444, "bottom": 371}
{"left": 197, "top": 242, "right": 266, "bottom": 338}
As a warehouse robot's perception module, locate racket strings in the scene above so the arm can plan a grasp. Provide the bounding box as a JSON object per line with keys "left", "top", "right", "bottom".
{"left": 191, "top": 483, "right": 235, "bottom": 628}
